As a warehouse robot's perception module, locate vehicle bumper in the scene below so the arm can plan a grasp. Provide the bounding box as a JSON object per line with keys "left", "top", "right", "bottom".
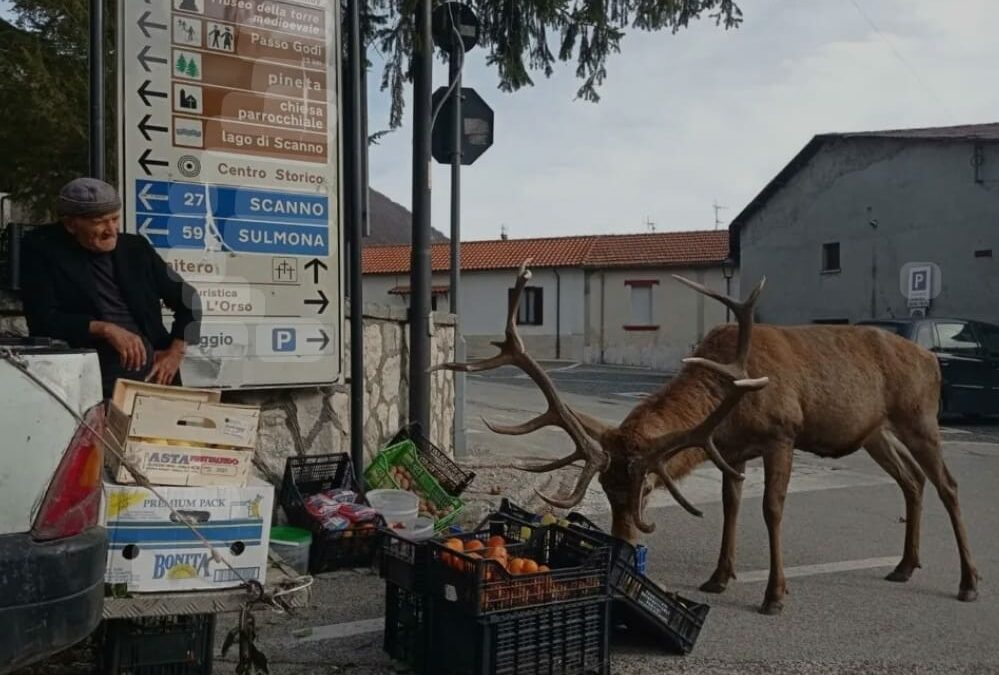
{"left": 0, "top": 527, "right": 107, "bottom": 673}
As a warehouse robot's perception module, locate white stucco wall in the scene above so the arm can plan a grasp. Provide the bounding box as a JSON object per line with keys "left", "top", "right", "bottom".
{"left": 584, "top": 266, "right": 731, "bottom": 371}
{"left": 363, "top": 268, "right": 587, "bottom": 360}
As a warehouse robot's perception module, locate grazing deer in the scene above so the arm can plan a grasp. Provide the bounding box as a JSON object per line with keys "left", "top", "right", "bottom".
{"left": 435, "top": 262, "right": 979, "bottom": 615}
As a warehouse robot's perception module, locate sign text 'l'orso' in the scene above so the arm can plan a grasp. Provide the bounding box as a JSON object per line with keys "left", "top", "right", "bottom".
{"left": 119, "top": 0, "right": 343, "bottom": 389}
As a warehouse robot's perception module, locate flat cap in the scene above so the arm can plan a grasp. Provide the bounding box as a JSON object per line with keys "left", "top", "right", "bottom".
{"left": 57, "top": 177, "right": 122, "bottom": 217}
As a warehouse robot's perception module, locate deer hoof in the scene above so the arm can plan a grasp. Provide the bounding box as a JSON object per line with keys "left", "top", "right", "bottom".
{"left": 958, "top": 588, "right": 978, "bottom": 603}
{"left": 885, "top": 568, "right": 913, "bottom": 583}
{"left": 699, "top": 578, "right": 729, "bottom": 594}
{"left": 759, "top": 600, "right": 784, "bottom": 616}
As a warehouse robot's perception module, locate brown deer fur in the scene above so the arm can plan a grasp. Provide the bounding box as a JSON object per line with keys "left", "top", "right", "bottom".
{"left": 599, "top": 323, "right": 979, "bottom": 614}
{"left": 438, "top": 264, "right": 979, "bottom": 615}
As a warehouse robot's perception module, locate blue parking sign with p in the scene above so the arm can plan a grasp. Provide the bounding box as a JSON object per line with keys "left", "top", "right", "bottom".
{"left": 272, "top": 328, "right": 297, "bottom": 353}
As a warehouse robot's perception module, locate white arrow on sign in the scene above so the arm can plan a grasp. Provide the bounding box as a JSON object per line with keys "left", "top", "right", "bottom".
{"left": 139, "top": 217, "right": 168, "bottom": 237}
{"left": 138, "top": 183, "right": 169, "bottom": 211}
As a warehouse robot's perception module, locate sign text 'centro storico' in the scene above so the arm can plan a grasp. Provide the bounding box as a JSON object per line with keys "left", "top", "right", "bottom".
{"left": 118, "top": 0, "right": 343, "bottom": 389}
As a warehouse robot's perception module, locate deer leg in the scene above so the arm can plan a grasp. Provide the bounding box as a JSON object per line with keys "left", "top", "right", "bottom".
{"left": 759, "top": 445, "right": 793, "bottom": 615}
{"left": 700, "top": 460, "right": 747, "bottom": 594}
{"left": 864, "top": 429, "right": 925, "bottom": 582}
{"left": 894, "top": 424, "right": 979, "bottom": 602}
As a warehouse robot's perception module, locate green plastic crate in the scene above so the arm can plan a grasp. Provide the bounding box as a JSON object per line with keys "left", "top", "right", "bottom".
{"left": 365, "top": 440, "right": 464, "bottom": 530}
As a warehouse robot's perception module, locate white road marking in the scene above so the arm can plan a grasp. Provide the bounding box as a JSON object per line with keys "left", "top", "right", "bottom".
{"left": 293, "top": 618, "right": 383, "bottom": 643}
{"left": 735, "top": 556, "right": 900, "bottom": 583}
{"left": 941, "top": 427, "right": 972, "bottom": 435}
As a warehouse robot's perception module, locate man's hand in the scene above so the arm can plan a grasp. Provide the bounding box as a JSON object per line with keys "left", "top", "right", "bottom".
{"left": 90, "top": 321, "right": 147, "bottom": 371}
{"left": 146, "top": 340, "right": 186, "bottom": 385}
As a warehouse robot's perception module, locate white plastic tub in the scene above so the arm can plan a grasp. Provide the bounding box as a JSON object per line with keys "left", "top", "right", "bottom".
{"left": 394, "top": 515, "right": 435, "bottom": 541}
{"left": 367, "top": 489, "right": 419, "bottom": 529}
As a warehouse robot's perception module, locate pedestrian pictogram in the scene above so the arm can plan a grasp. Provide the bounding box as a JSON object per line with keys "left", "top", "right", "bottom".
{"left": 173, "top": 17, "right": 201, "bottom": 46}
{"left": 207, "top": 23, "right": 235, "bottom": 52}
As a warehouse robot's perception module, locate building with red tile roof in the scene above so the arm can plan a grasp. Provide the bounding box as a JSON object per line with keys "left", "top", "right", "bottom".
{"left": 363, "top": 231, "right": 734, "bottom": 370}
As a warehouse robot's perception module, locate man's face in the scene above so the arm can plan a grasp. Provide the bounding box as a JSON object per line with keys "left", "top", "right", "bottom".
{"left": 64, "top": 211, "right": 121, "bottom": 253}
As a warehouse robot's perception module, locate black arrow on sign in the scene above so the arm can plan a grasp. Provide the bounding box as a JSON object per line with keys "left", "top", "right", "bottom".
{"left": 137, "top": 45, "right": 167, "bottom": 73}
{"left": 304, "top": 258, "right": 328, "bottom": 284}
{"left": 307, "top": 330, "right": 330, "bottom": 350}
{"left": 137, "top": 11, "right": 167, "bottom": 38}
{"left": 137, "top": 80, "right": 167, "bottom": 107}
{"left": 138, "top": 149, "right": 168, "bottom": 176}
{"left": 304, "top": 290, "right": 329, "bottom": 315}
{"left": 138, "top": 114, "right": 168, "bottom": 142}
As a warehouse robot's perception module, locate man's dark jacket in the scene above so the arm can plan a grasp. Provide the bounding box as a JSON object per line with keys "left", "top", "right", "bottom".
{"left": 20, "top": 225, "right": 202, "bottom": 350}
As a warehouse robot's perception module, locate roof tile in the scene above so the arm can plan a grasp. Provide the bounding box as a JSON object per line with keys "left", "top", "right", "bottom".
{"left": 363, "top": 231, "right": 728, "bottom": 274}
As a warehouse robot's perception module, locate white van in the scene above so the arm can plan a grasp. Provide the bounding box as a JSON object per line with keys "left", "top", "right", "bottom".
{"left": 0, "top": 338, "right": 106, "bottom": 673}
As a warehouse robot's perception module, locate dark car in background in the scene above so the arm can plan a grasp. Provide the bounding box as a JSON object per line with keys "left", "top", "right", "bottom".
{"left": 857, "top": 317, "right": 999, "bottom": 419}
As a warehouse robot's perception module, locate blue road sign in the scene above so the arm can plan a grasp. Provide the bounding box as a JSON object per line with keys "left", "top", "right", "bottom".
{"left": 137, "top": 214, "right": 329, "bottom": 256}
{"left": 135, "top": 179, "right": 330, "bottom": 255}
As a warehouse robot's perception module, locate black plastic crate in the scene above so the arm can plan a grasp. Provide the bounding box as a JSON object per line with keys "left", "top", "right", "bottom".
{"left": 614, "top": 568, "right": 710, "bottom": 655}
{"left": 99, "top": 614, "right": 215, "bottom": 675}
{"left": 279, "top": 453, "right": 383, "bottom": 574}
{"left": 428, "top": 596, "right": 611, "bottom": 675}
{"left": 389, "top": 422, "right": 476, "bottom": 496}
{"left": 380, "top": 528, "right": 430, "bottom": 593}
{"left": 497, "top": 497, "right": 544, "bottom": 524}
{"left": 427, "top": 523, "right": 611, "bottom": 617}
{"left": 383, "top": 582, "right": 429, "bottom": 672}
{"left": 565, "top": 512, "right": 638, "bottom": 592}
{"left": 494, "top": 502, "right": 638, "bottom": 595}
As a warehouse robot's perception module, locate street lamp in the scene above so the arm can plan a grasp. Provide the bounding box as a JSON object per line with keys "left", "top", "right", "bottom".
{"left": 722, "top": 258, "right": 735, "bottom": 322}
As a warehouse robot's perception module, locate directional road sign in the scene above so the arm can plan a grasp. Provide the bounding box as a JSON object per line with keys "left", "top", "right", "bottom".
{"left": 118, "top": 0, "right": 343, "bottom": 388}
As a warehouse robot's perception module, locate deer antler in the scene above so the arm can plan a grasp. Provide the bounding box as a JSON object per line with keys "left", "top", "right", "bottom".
{"left": 432, "top": 260, "right": 611, "bottom": 508}
{"left": 629, "top": 275, "right": 769, "bottom": 531}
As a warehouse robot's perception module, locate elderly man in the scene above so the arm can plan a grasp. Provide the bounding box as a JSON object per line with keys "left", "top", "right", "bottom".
{"left": 20, "top": 177, "right": 201, "bottom": 397}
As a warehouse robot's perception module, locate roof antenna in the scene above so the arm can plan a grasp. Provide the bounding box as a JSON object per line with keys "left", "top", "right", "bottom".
{"left": 713, "top": 202, "right": 729, "bottom": 230}
{"left": 644, "top": 217, "right": 656, "bottom": 233}
{"left": 500, "top": 224, "right": 508, "bottom": 240}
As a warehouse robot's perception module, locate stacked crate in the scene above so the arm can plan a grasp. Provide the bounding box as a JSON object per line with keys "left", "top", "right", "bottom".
{"left": 382, "top": 511, "right": 614, "bottom": 675}
{"left": 99, "top": 379, "right": 269, "bottom": 674}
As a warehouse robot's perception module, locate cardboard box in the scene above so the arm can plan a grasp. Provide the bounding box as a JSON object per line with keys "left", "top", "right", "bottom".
{"left": 112, "top": 379, "right": 221, "bottom": 413}
{"left": 101, "top": 481, "right": 274, "bottom": 593}
{"left": 107, "top": 384, "right": 260, "bottom": 487}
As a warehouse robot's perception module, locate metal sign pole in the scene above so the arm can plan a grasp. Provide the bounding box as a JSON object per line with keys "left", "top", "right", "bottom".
{"left": 409, "top": 0, "right": 434, "bottom": 437}
{"left": 448, "top": 47, "right": 467, "bottom": 457}
{"left": 89, "top": 0, "right": 105, "bottom": 180}
{"left": 347, "top": 0, "right": 366, "bottom": 479}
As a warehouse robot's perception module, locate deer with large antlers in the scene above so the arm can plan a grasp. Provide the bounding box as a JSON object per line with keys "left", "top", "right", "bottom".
{"left": 435, "top": 261, "right": 979, "bottom": 615}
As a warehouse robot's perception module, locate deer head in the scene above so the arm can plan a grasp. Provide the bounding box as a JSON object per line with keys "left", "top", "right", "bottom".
{"left": 433, "top": 260, "right": 769, "bottom": 541}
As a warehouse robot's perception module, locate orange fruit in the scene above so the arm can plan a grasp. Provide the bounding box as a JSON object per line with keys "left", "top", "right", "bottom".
{"left": 464, "top": 539, "right": 485, "bottom": 553}
{"left": 443, "top": 538, "right": 464, "bottom": 570}
{"left": 465, "top": 552, "right": 482, "bottom": 574}
{"left": 521, "top": 559, "right": 539, "bottom": 575}
{"left": 487, "top": 535, "right": 506, "bottom": 548}
{"left": 538, "top": 565, "right": 551, "bottom": 573}
{"left": 507, "top": 558, "right": 525, "bottom": 575}
{"left": 484, "top": 546, "right": 508, "bottom": 561}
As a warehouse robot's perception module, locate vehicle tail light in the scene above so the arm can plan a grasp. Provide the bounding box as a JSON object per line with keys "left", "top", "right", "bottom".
{"left": 31, "top": 403, "right": 106, "bottom": 541}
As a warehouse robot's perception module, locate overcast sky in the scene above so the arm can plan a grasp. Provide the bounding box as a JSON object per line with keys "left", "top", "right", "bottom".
{"left": 366, "top": 0, "right": 999, "bottom": 240}
{"left": 5, "top": 1, "right": 997, "bottom": 240}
